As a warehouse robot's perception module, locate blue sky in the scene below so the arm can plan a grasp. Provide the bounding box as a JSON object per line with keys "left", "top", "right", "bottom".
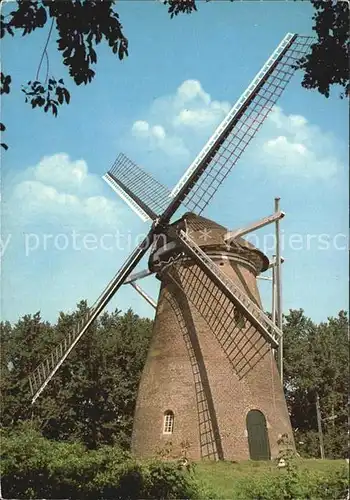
{"left": 1, "top": 1, "right": 348, "bottom": 324}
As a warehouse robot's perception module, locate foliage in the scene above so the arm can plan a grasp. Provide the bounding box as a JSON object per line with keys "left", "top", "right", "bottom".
{"left": 6, "top": 426, "right": 347, "bottom": 500}
{"left": 283, "top": 309, "right": 349, "bottom": 459}
{"left": 0, "top": 303, "right": 152, "bottom": 449}
{"left": 163, "top": 0, "right": 198, "bottom": 18}
{"left": 0, "top": 425, "right": 209, "bottom": 499}
{"left": 1, "top": 306, "right": 348, "bottom": 461}
{"left": 1, "top": 0, "right": 347, "bottom": 149}
{"left": 275, "top": 433, "right": 300, "bottom": 499}
{"left": 0, "top": 0, "right": 128, "bottom": 148}
{"left": 0, "top": 71, "right": 11, "bottom": 149}
{"left": 166, "top": 0, "right": 349, "bottom": 98}
{"left": 242, "top": 467, "right": 349, "bottom": 500}
{"left": 22, "top": 77, "right": 70, "bottom": 116}
{"left": 296, "top": 0, "right": 349, "bottom": 98}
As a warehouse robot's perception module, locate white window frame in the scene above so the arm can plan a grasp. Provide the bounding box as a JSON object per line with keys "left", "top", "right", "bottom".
{"left": 163, "top": 410, "right": 174, "bottom": 434}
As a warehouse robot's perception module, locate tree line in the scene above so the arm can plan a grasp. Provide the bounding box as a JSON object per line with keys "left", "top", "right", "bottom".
{"left": 1, "top": 303, "right": 348, "bottom": 458}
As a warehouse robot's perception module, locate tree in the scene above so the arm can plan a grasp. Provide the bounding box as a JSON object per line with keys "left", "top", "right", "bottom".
{"left": 2, "top": 304, "right": 349, "bottom": 459}
{"left": 0, "top": 303, "right": 153, "bottom": 449}
{"left": 296, "top": 0, "right": 349, "bottom": 98}
{"left": 1, "top": 0, "right": 348, "bottom": 149}
{"left": 0, "top": 312, "right": 57, "bottom": 426}
{"left": 283, "top": 309, "right": 349, "bottom": 459}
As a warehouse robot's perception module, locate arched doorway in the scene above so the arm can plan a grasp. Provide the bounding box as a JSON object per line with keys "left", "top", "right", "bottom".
{"left": 246, "top": 410, "right": 271, "bottom": 460}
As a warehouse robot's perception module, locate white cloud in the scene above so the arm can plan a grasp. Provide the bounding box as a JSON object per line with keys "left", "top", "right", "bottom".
{"left": 32, "top": 153, "right": 88, "bottom": 190}
{"left": 1, "top": 153, "right": 155, "bottom": 325}
{"left": 173, "top": 99, "right": 231, "bottom": 129}
{"left": 129, "top": 82, "right": 341, "bottom": 181}
{"left": 7, "top": 153, "right": 122, "bottom": 229}
{"left": 176, "top": 79, "right": 211, "bottom": 105}
{"left": 130, "top": 79, "right": 231, "bottom": 158}
{"left": 263, "top": 136, "right": 307, "bottom": 158}
{"left": 171, "top": 80, "right": 231, "bottom": 129}
{"left": 255, "top": 106, "right": 341, "bottom": 179}
{"left": 131, "top": 119, "right": 189, "bottom": 158}
{"left": 132, "top": 120, "right": 150, "bottom": 135}
{"left": 152, "top": 125, "right": 166, "bottom": 140}
{"left": 131, "top": 121, "right": 166, "bottom": 141}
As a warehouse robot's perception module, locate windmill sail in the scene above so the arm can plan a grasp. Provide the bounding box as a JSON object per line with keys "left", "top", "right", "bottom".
{"left": 104, "top": 153, "right": 172, "bottom": 221}
{"left": 164, "top": 260, "right": 271, "bottom": 379}
{"left": 29, "top": 233, "right": 153, "bottom": 403}
{"left": 174, "top": 229, "right": 281, "bottom": 348}
{"left": 168, "top": 34, "right": 313, "bottom": 215}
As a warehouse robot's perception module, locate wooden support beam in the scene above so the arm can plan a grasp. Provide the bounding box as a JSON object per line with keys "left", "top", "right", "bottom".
{"left": 224, "top": 210, "right": 285, "bottom": 242}
{"left": 130, "top": 282, "right": 157, "bottom": 310}
{"left": 124, "top": 268, "right": 153, "bottom": 284}
{"left": 275, "top": 198, "right": 283, "bottom": 384}
{"left": 272, "top": 255, "right": 277, "bottom": 325}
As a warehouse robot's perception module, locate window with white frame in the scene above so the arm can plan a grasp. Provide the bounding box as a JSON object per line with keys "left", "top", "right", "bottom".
{"left": 163, "top": 410, "right": 174, "bottom": 434}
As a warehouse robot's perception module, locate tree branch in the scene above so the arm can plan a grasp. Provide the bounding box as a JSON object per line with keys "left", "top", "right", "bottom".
{"left": 36, "top": 17, "right": 54, "bottom": 81}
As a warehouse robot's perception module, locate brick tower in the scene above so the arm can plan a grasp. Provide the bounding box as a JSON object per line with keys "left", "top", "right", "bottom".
{"left": 132, "top": 213, "right": 293, "bottom": 461}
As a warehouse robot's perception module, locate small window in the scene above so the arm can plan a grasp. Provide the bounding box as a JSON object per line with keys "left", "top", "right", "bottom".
{"left": 163, "top": 410, "right": 174, "bottom": 434}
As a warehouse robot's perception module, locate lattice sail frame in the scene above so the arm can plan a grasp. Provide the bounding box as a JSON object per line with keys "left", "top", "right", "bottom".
{"left": 164, "top": 259, "right": 271, "bottom": 381}
{"left": 170, "top": 34, "right": 314, "bottom": 214}
{"left": 104, "top": 153, "right": 172, "bottom": 221}
{"left": 29, "top": 232, "right": 153, "bottom": 403}
{"left": 176, "top": 230, "right": 281, "bottom": 346}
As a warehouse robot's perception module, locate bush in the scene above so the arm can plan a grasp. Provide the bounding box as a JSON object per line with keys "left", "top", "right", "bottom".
{"left": 2, "top": 425, "right": 346, "bottom": 499}
{"left": 0, "top": 424, "right": 212, "bottom": 499}
{"left": 238, "top": 467, "right": 349, "bottom": 500}
{"left": 240, "top": 432, "right": 348, "bottom": 500}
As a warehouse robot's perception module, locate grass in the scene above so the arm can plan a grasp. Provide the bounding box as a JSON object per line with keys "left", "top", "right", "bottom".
{"left": 194, "top": 459, "right": 348, "bottom": 499}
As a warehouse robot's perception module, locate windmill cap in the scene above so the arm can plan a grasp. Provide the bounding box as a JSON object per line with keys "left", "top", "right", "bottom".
{"left": 174, "top": 212, "right": 270, "bottom": 273}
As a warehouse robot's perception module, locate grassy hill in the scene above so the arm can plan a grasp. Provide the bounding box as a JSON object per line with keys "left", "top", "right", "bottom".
{"left": 195, "top": 459, "right": 348, "bottom": 499}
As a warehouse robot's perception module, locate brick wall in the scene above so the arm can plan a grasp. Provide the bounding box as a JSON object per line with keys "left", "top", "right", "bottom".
{"left": 131, "top": 214, "right": 293, "bottom": 461}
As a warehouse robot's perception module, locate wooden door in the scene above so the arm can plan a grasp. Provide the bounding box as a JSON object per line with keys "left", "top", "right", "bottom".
{"left": 246, "top": 410, "right": 271, "bottom": 460}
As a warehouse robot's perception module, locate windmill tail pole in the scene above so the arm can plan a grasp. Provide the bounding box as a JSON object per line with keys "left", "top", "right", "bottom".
{"left": 272, "top": 254, "right": 277, "bottom": 325}
{"left": 275, "top": 197, "right": 283, "bottom": 384}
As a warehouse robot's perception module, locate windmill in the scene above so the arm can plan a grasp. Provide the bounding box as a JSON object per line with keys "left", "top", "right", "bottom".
{"left": 29, "top": 33, "right": 313, "bottom": 461}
